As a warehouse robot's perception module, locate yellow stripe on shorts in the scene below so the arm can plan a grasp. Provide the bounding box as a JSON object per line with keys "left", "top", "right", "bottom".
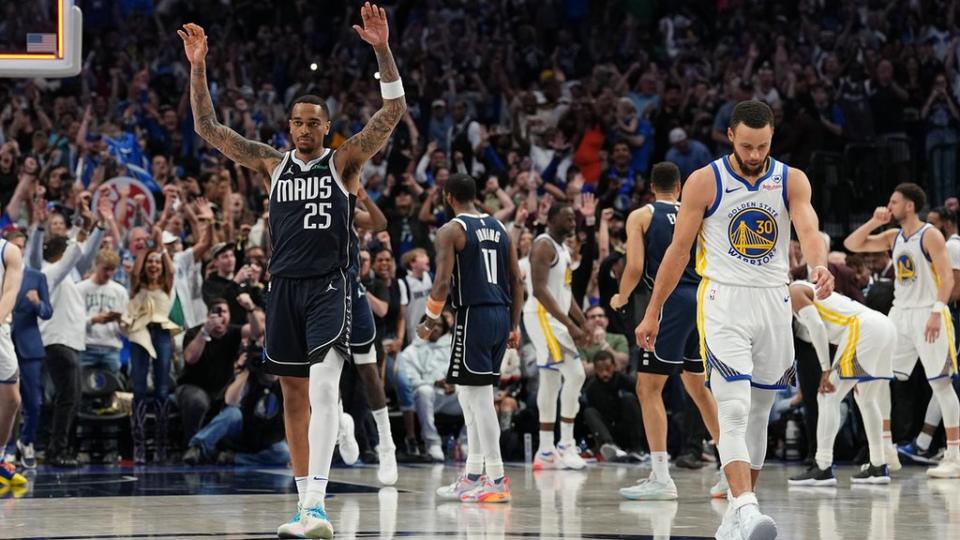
{"left": 944, "top": 307, "right": 957, "bottom": 374}
{"left": 696, "top": 277, "right": 710, "bottom": 374}
{"left": 537, "top": 304, "right": 563, "bottom": 363}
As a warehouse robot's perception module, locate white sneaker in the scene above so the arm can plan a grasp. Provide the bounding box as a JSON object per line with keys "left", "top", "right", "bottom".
{"left": 927, "top": 455, "right": 960, "bottom": 478}
{"left": 715, "top": 503, "right": 741, "bottom": 540}
{"left": 885, "top": 443, "right": 902, "bottom": 472}
{"left": 276, "top": 505, "right": 305, "bottom": 539}
{"left": 338, "top": 412, "right": 359, "bottom": 466}
{"left": 377, "top": 444, "right": 398, "bottom": 485}
{"left": 619, "top": 476, "right": 678, "bottom": 500}
{"left": 533, "top": 449, "right": 558, "bottom": 470}
{"left": 427, "top": 444, "right": 445, "bottom": 462}
{"left": 738, "top": 504, "right": 778, "bottom": 540}
{"left": 300, "top": 502, "right": 334, "bottom": 539}
{"left": 436, "top": 473, "right": 485, "bottom": 500}
{"left": 710, "top": 471, "right": 730, "bottom": 499}
{"left": 17, "top": 441, "right": 36, "bottom": 470}
{"left": 2, "top": 450, "right": 14, "bottom": 465}
{"left": 558, "top": 443, "right": 586, "bottom": 470}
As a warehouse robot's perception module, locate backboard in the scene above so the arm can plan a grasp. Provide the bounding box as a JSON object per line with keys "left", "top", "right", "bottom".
{"left": 0, "top": 0, "right": 83, "bottom": 78}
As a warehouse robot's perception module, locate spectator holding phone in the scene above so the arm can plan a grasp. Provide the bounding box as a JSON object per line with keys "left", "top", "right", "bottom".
{"left": 77, "top": 250, "right": 128, "bottom": 375}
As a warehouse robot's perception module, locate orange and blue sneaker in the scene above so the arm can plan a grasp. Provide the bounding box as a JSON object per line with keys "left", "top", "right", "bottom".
{"left": 436, "top": 473, "right": 485, "bottom": 500}
{"left": 460, "top": 476, "right": 511, "bottom": 503}
{"left": 0, "top": 463, "right": 26, "bottom": 487}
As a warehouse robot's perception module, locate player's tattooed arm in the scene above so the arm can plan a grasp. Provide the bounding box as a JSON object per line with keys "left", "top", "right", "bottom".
{"left": 179, "top": 23, "right": 281, "bottom": 179}
{"left": 336, "top": 4, "right": 407, "bottom": 188}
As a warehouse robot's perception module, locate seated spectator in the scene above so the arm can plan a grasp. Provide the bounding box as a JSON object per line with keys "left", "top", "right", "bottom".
{"left": 401, "top": 313, "right": 456, "bottom": 462}
{"left": 78, "top": 250, "right": 128, "bottom": 375}
{"left": 182, "top": 325, "right": 286, "bottom": 466}
{"left": 177, "top": 298, "right": 245, "bottom": 444}
{"left": 578, "top": 306, "right": 630, "bottom": 372}
{"left": 581, "top": 352, "right": 645, "bottom": 461}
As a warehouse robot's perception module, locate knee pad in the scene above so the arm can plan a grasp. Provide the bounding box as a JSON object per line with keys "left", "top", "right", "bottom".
{"left": 930, "top": 377, "right": 960, "bottom": 428}
{"left": 710, "top": 376, "right": 751, "bottom": 467}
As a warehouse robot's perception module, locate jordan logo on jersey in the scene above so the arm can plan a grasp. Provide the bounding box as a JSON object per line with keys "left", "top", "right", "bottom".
{"left": 726, "top": 202, "right": 779, "bottom": 264}
{"left": 896, "top": 254, "right": 917, "bottom": 282}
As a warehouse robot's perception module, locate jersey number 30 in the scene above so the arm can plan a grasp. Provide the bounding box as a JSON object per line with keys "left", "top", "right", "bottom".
{"left": 304, "top": 202, "right": 332, "bottom": 229}
{"left": 482, "top": 248, "right": 498, "bottom": 284}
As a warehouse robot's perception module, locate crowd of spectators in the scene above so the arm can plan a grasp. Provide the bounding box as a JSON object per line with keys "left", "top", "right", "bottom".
{"left": 2, "top": 0, "right": 960, "bottom": 469}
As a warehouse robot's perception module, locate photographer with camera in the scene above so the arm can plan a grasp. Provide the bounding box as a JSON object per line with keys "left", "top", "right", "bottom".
{"left": 201, "top": 241, "right": 263, "bottom": 326}
{"left": 176, "top": 297, "right": 247, "bottom": 446}
{"left": 183, "top": 316, "right": 287, "bottom": 466}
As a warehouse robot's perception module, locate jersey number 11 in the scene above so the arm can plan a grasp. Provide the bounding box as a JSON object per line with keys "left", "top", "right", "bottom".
{"left": 482, "top": 248, "right": 498, "bottom": 284}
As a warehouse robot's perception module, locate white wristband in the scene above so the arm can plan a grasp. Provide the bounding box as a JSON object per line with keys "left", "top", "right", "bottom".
{"left": 380, "top": 78, "right": 404, "bottom": 100}
{"left": 933, "top": 301, "right": 946, "bottom": 313}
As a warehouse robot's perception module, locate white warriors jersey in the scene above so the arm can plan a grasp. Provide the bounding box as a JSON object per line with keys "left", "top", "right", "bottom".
{"left": 522, "top": 234, "right": 573, "bottom": 316}
{"left": 892, "top": 223, "right": 940, "bottom": 309}
{"left": 794, "top": 281, "right": 871, "bottom": 345}
{"left": 696, "top": 156, "right": 792, "bottom": 287}
{"left": 0, "top": 239, "right": 7, "bottom": 324}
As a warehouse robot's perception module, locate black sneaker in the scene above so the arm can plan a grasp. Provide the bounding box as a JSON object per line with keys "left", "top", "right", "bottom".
{"left": 788, "top": 465, "right": 837, "bottom": 486}
{"left": 674, "top": 452, "right": 704, "bottom": 470}
{"left": 403, "top": 437, "right": 420, "bottom": 457}
{"left": 851, "top": 463, "right": 890, "bottom": 485}
{"left": 182, "top": 446, "right": 204, "bottom": 466}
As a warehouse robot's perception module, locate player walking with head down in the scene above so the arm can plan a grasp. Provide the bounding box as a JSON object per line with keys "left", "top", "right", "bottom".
{"left": 635, "top": 101, "right": 834, "bottom": 540}
{"left": 180, "top": 3, "right": 406, "bottom": 537}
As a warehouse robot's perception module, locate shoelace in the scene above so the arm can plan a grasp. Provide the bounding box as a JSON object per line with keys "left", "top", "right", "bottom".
{"left": 304, "top": 507, "right": 328, "bottom": 519}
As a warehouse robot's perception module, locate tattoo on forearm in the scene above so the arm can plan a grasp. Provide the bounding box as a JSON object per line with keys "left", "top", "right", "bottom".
{"left": 339, "top": 46, "right": 407, "bottom": 177}
{"left": 189, "top": 64, "right": 280, "bottom": 170}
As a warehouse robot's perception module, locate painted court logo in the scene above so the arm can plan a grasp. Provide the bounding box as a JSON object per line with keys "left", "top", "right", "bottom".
{"left": 896, "top": 254, "right": 917, "bottom": 282}
{"left": 727, "top": 206, "right": 778, "bottom": 264}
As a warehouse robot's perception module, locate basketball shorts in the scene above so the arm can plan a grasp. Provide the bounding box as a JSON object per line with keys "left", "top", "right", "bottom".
{"left": 264, "top": 270, "right": 351, "bottom": 378}
{"left": 350, "top": 278, "right": 377, "bottom": 364}
{"left": 698, "top": 280, "right": 795, "bottom": 389}
{"left": 523, "top": 307, "right": 579, "bottom": 369}
{"left": 447, "top": 304, "right": 510, "bottom": 386}
{"left": 638, "top": 283, "right": 704, "bottom": 376}
{"left": 829, "top": 311, "right": 895, "bottom": 381}
{"left": 888, "top": 305, "right": 958, "bottom": 381}
{"left": 0, "top": 324, "right": 17, "bottom": 384}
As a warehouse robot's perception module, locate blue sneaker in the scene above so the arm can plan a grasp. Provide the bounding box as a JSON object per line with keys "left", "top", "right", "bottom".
{"left": 897, "top": 441, "right": 939, "bottom": 465}
{"left": 276, "top": 505, "right": 305, "bottom": 539}
{"left": 301, "top": 504, "right": 334, "bottom": 539}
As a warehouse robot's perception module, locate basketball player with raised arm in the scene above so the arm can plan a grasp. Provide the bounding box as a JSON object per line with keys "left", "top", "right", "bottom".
{"left": 417, "top": 173, "right": 523, "bottom": 503}
{"left": 180, "top": 4, "right": 406, "bottom": 537}
{"left": 635, "top": 101, "right": 833, "bottom": 540}
{"left": 525, "top": 203, "right": 588, "bottom": 471}
{"left": 786, "top": 281, "right": 895, "bottom": 486}
{"left": 844, "top": 183, "right": 960, "bottom": 479}
{"left": 612, "top": 162, "right": 722, "bottom": 501}
{"left": 0, "top": 241, "right": 25, "bottom": 489}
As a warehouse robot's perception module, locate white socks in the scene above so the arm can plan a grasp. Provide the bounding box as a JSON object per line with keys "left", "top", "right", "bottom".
{"left": 295, "top": 476, "right": 308, "bottom": 506}
{"left": 539, "top": 430, "right": 555, "bottom": 454}
{"left": 458, "top": 385, "right": 505, "bottom": 481}
{"left": 559, "top": 422, "right": 574, "bottom": 447}
{"left": 651, "top": 451, "right": 669, "bottom": 481}
{"left": 372, "top": 407, "right": 395, "bottom": 451}
{"left": 917, "top": 431, "right": 933, "bottom": 451}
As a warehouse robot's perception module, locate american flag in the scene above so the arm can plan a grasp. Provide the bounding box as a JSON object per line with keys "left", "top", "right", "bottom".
{"left": 26, "top": 33, "right": 56, "bottom": 53}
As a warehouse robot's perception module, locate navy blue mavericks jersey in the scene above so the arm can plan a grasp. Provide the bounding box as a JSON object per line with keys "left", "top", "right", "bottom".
{"left": 349, "top": 225, "right": 361, "bottom": 280}
{"left": 642, "top": 201, "right": 700, "bottom": 291}
{"left": 449, "top": 214, "right": 512, "bottom": 309}
{"left": 268, "top": 149, "right": 355, "bottom": 278}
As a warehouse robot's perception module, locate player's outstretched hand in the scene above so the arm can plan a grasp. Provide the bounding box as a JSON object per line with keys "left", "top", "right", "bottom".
{"left": 635, "top": 313, "right": 659, "bottom": 351}
{"left": 353, "top": 2, "right": 390, "bottom": 49}
{"left": 810, "top": 264, "right": 834, "bottom": 300}
{"left": 177, "top": 23, "right": 209, "bottom": 65}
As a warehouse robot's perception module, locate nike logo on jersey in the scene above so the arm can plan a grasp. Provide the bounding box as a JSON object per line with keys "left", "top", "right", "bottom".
{"left": 725, "top": 186, "right": 743, "bottom": 193}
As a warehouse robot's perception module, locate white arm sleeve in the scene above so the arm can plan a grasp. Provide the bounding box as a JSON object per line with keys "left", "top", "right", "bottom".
{"left": 797, "top": 305, "right": 832, "bottom": 371}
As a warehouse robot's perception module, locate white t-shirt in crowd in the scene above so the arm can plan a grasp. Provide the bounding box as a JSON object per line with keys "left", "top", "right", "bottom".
{"left": 77, "top": 278, "right": 129, "bottom": 350}
{"left": 403, "top": 271, "right": 432, "bottom": 345}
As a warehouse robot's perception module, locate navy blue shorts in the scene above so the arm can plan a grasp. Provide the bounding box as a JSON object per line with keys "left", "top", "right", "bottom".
{"left": 447, "top": 304, "right": 510, "bottom": 386}
{"left": 638, "top": 284, "right": 704, "bottom": 376}
{"left": 350, "top": 278, "right": 376, "bottom": 352}
{"left": 264, "top": 271, "right": 351, "bottom": 378}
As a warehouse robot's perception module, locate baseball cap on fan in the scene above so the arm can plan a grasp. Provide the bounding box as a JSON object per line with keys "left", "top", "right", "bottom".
{"left": 669, "top": 128, "right": 687, "bottom": 145}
